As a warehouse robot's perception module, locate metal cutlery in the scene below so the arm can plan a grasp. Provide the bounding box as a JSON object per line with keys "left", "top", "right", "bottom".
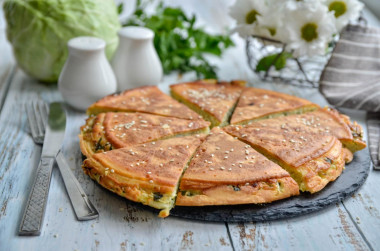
{"left": 20, "top": 101, "right": 98, "bottom": 236}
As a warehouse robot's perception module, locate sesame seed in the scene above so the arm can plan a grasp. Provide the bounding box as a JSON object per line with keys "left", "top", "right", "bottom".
{"left": 224, "top": 156, "right": 228, "bottom": 159}
{"left": 159, "top": 163, "right": 163, "bottom": 167}
{"left": 149, "top": 180, "right": 153, "bottom": 183}
{"left": 211, "top": 154, "right": 214, "bottom": 157}
{"left": 186, "top": 145, "right": 189, "bottom": 149}
{"left": 210, "top": 167, "right": 215, "bottom": 171}
{"left": 170, "top": 159, "right": 174, "bottom": 162}
{"left": 110, "top": 169, "right": 115, "bottom": 173}
{"left": 230, "top": 149, "right": 234, "bottom": 152}
{"left": 225, "top": 151, "right": 229, "bottom": 154}
{"left": 188, "top": 122, "right": 193, "bottom": 128}
{"left": 136, "top": 163, "right": 140, "bottom": 166}
{"left": 152, "top": 142, "right": 156, "bottom": 145}
{"left": 147, "top": 171, "right": 152, "bottom": 174}
{"left": 220, "top": 167, "right": 225, "bottom": 170}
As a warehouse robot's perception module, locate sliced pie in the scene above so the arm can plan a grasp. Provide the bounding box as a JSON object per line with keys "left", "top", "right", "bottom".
{"left": 82, "top": 135, "right": 205, "bottom": 218}
{"left": 241, "top": 107, "right": 366, "bottom": 162}
{"left": 170, "top": 80, "right": 246, "bottom": 127}
{"left": 230, "top": 87, "right": 319, "bottom": 125}
{"left": 79, "top": 112, "right": 210, "bottom": 158}
{"left": 175, "top": 127, "right": 299, "bottom": 206}
{"left": 87, "top": 85, "right": 200, "bottom": 120}
{"left": 224, "top": 124, "right": 346, "bottom": 193}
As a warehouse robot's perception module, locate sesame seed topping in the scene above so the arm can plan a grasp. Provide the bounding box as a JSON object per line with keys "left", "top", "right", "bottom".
{"left": 159, "top": 163, "right": 163, "bottom": 167}
{"left": 147, "top": 171, "right": 152, "bottom": 174}
{"left": 188, "top": 122, "right": 194, "bottom": 128}
{"left": 149, "top": 180, "right": 153, "bottom": 183}
{"left": 220, "top": 167, "right": 225, "bottom": 170}
{"left": 110, "top": 169, "right": 115, "bottom": 173}
{"left": 210, "top": 167, "right": 214, "bottom": 171}
{"left": 224, "top": 156, "right": 228, "bottom": 159}
{"left": 152, "top": 142, "right": 156, "bottom": 145}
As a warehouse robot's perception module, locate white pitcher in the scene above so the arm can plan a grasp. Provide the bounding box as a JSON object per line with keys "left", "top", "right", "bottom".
{"left": 112, "top": 26, "right": 163, "bottom": 91}
{"left": 58, "top": 36, "right": 117, "bottom": 111}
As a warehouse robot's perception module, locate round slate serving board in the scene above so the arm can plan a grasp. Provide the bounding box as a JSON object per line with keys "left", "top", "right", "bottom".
{"left": 92, "top": 148, "right": 371, "bottom": 222}
{"left": 168, "top": 148, "right": 371, "bottom": 222}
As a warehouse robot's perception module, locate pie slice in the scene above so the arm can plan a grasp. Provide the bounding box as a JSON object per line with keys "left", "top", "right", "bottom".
{"left": 230, "top": 87, "right": 319, "bottom": 125}
{"left": 224, "top": 124, "right": 346, "bottom": 193}
{"left": 241, "top": 107, "right": 366, "bottom": 162}
{"left": 175, "top": 127, "right": 299, "bottom": 206}
{"left": 170, "top": 80, "right": 246, "bottom": 127}
{"left": 82, "top": 135, "right": 205, "bottom": 218}
{"left": 80, "top": 112, "right": 210, "bottom": 158}
{"left": 87, "top": 85, "right": 200, "bottom": 120}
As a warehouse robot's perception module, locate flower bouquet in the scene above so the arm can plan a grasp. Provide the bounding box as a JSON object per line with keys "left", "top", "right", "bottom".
{"left": 229, "top": 0, "right": 364, "bottom": 87}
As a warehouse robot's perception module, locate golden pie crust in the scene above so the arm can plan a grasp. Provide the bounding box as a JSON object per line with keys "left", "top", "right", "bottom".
{"left": 79, "top": 81, "right": 366, "bottom": 217}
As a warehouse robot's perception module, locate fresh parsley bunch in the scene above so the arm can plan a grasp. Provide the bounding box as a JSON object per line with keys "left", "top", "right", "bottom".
{"left": 121, "top": 1, "right": 234, "bottom": 79}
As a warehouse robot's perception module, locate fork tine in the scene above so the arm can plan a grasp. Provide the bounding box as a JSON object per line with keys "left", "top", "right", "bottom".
{"left": 32, "top": 101, "right": 43, "bottom": 140}
{"left": 26, "top": 102, "right": 39, "bottom": 143}
{"left": 34, "top": 101, "right": 46, "bottom": 140}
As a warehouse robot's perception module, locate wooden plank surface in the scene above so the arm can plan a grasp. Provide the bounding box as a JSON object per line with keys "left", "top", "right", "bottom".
{"left": 1, "top": 1, "right": 379, "bottom": 251}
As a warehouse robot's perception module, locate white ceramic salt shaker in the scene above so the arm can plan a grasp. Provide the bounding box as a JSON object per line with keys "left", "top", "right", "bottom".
{"left": 112, "top": 26, "right": 163, "bottom": 91}
{"left": 58, "top": 36, "right": 117, "bottom": 111}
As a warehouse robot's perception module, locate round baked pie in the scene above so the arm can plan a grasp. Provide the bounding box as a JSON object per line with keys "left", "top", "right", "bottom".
{"left": 80, "top": 80, "right": 366, "bottom": 217}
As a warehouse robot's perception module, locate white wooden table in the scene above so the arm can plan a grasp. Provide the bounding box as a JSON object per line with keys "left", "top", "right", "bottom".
{"left": 1, "top": 2, "right": 379, "bottom": 250}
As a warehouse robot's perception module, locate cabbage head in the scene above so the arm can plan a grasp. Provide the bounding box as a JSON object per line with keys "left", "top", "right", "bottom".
{"left": 3, "top": 0, "right": 121, "bottom": 82}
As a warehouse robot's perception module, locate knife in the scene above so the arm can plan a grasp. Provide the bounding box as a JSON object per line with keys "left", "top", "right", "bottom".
{"left": 55, "top": 150, "right": 99, "bottom": 220}
{"left": 19, "top": 102, "right": 67, "bottom": 236}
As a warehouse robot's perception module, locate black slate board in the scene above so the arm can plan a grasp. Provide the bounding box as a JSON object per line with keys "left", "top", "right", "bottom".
{"left": 93, "top": 148, "right": 371, "bottom": 223}
{"left": 168, "top": 148, "right": 371, "bottom": 222}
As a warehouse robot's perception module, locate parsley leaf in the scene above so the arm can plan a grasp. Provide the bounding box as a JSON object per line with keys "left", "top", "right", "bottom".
{"left": 122, "top": 2, "right": 234, "bottom": 79}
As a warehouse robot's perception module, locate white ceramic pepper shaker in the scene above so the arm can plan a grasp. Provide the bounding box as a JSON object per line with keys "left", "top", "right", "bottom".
{"left": 112, "top": 26, "right": 163, "bottom": 91}
{"left": 58, "top": 36, "right": 117, "bottom": 111}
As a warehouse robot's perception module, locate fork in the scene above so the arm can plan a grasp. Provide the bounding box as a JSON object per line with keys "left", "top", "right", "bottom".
{"left": 26, "top": 101, "right": 49, "bottom": 144}
{"left": 26, "top": 101, "right": 99, "bottom": 221}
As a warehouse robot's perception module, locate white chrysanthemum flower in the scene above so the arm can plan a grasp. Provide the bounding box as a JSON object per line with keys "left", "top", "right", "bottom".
{"left": 324, "top": 0, "right": 364, "bottom": 32}
{"left": 255, "top": 1, "right": 285, "bottom": 41}
{"left": 229, "top": 0, "right": 268, "bottom": 38}
{"left": 280, "top": 2, "right": 337, "bottom": 57}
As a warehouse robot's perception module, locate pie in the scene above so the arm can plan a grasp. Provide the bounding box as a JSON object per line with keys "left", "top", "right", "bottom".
{"left": 170, "top": 80, "right": 246, "bottom": 127}
{"left": 80, "top": 112, "right": 210, "bottom": 158}
{"left": 79, "top": 80, "right": 366, "bottom": 217}
{"left": 223, "top": 123, "right": 345, "bottom": 193}
{"left": 82, "top": 135, "right": 205, "bottom": 218}
{"left": 176, "top": 127, "right": 299, "bottom": 206}
{"left": 230, "top": 87, "right": 319, "bottom": 125}
{"left": 87, "top": 85, "right": 200, "bottom": 120}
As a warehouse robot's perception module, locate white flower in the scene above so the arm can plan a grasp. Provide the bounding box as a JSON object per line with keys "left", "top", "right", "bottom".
{"left": 323, "top": 0, "right": 364, "bottom": 32}
{"left": 255, "top": 1, "right": 285, "bottom": 41}
{"left": 229, "top": 0, "right": 267, "bottom": 38}
{"left": 280, "top": 2, "right": 337, "bottom": 57}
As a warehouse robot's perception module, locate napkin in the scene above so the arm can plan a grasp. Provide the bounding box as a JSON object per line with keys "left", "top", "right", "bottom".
{"left": 319, "top": 24, "right": 380, "bottom": 169}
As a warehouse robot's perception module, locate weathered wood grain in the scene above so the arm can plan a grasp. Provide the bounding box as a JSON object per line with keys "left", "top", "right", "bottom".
{"left": 228, "top": 203, "right": 370, "bottom": 251}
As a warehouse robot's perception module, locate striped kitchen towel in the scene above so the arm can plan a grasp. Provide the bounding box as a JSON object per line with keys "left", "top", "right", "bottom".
{"left": 320, "top": 24, "right": 380, "bottom": 169}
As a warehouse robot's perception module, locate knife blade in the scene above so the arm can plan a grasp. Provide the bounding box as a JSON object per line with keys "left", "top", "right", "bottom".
{"left": 19, "top": 102, "right": 66, "bottom": 236}
{"left": 55, "top": 150, "right": 99, "bottom": 220}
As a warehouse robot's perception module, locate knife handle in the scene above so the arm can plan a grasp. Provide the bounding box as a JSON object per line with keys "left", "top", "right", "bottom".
{"left": 56, "top": 151, "right": 99, "bottom": 220}
{"left": 19, "top": 157, "right": 55, "bottom": 236}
